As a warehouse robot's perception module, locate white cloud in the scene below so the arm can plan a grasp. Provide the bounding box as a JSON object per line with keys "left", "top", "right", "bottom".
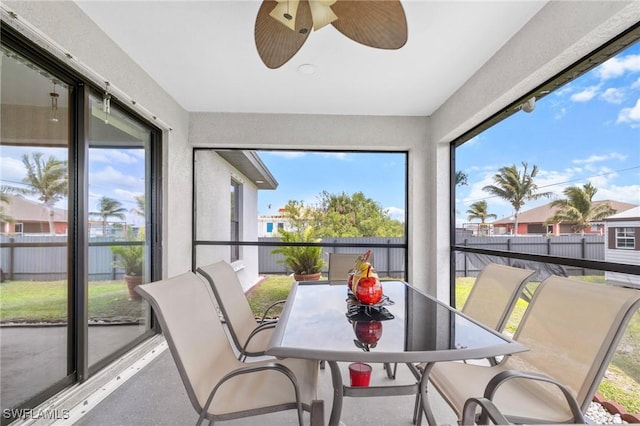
{"left": 593, "top": 184, "right": 640, "bottom": 205}
{"left": 596, "top": 54, "right": 640, "bottom": 80}
{"left": 385, "top": 206, "right": 405, "bottom": 221}
{"left": 572, "top": 152, "right": 627, "bottom": 164}
{"left": 554, "top": 107, "right": 567, "bottom": 120}
{"left": 89, "top": 166, "right": 143, "bottom": 191}
{"left": 90, "top": 149, "right": 140, "bottom": 164}
{"left": 617, "top": 98, "right": 640, "bottom": 126}
{"left": 0, "top": 156, "right": 27, "bottom": 184}
{"left": 314, "top": 152, "right": 349, "bottom": 160}
{"left": 570, "top": 86, "right": 599, "bottom": 102}
{"left": 632, "top": 77, "right": 640, "bottom": 90}
{"left": 268, "top": 151, "right": 305, "bottom": 159}
{"left": 600, "top": 87, "right": 625, "bottom": 104}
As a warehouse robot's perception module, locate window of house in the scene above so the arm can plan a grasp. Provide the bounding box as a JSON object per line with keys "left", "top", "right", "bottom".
{"left": 616, "top": 228, "right": 636, "bottom": 249}
{"left": 230, "top": 179, "right": 241, "bottom": 262}
{"left": 266, "top": 222, "right": 273, "bottom": 233}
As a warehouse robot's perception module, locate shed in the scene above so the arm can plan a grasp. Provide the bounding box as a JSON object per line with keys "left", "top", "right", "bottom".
{"left": 604, "top": 206, "right": 640, "bottom": 288}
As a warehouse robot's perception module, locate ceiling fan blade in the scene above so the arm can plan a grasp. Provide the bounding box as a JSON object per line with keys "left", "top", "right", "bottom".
{"left": 255, "top": 0, "right": 313, "bottom": 69}
{"left": 330, "top": 1, "right": 408, "bottom": 49}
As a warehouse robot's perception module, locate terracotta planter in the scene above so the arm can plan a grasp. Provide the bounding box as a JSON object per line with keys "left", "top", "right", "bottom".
{"left": 124, "top": 274, "right": 143, "bottom": 300}
{"left": 293, "top": 272, "right": 322, "bottom": 282}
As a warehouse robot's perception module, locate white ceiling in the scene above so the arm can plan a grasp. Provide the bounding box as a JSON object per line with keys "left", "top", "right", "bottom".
{"left": 74, "top": 1, "right": 547, "bottom": 116}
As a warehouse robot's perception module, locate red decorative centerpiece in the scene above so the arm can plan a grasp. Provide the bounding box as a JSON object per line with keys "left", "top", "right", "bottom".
{"left": 355, "top": 274, "right": 383, "bottom": 305}
{"left": 354, "top": 320, "right": 383, "bottom": 345}
{"left": 351, "top": 250, "right": 383, "bottom": 305}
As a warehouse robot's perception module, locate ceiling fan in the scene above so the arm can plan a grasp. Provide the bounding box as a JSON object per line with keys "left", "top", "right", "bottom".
{"left": 255, "top": 0, "right": 408, "bottom": 69}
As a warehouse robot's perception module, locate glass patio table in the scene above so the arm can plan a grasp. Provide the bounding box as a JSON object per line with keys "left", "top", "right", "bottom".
{"left": 266, "top": 280, "right": 527, "bottom": 426}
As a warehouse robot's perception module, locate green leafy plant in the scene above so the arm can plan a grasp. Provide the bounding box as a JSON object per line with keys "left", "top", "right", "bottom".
{"left": 272, "top": 227, "right": 324, "bottom": 276}
{"left": 111, "top": 230, "right": 144, "bottom": 276}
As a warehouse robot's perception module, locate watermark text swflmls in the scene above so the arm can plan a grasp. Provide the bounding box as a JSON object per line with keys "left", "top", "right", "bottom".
{"left": 2, "top": 408, "right": 70, "bottom": 420}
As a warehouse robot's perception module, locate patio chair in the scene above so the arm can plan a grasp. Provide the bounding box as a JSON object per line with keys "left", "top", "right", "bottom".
{"left": 327, "top": 252, "right": 374, "bottom": 281}
{"left": 408, "top": 263, "right": 536, "bottom": 405}
{"left": 459, "top": 263, "right": 536, "bottom": 334}
{"left": 135, "top": 272, "right": 322, "bottom": 426}
{"left": 197, "top": 261, "right": 283, "bottom": 361}
{"left": 417, "top": 275, "right": 640, "bottom": 425}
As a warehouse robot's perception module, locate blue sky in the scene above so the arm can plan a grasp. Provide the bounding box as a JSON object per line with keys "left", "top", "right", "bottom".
{"left": 257, "top": 151, "right": 407, "bottom": 220}
{"left": 455, "top": 42, "right": 640, "bottom": 224}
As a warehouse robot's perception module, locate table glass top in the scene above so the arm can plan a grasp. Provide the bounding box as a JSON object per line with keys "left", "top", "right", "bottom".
{"left": 267, "top": 280, "right": 524, "bottom": 363}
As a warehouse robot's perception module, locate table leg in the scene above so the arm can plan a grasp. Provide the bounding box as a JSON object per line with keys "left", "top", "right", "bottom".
{"left": 327, "top": 361, "right": 344, "bottom": 426}
{"left": 419, "top": 363, "right": 437, "bottom": 426}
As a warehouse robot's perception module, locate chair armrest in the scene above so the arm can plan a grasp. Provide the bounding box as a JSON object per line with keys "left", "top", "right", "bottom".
{"left": 482, "top": 369, "right": 585, "bottom": 424}
{"left": 238, "top": 321, "right": 278, "bottom": 360}
{"left": 198, "top": 362, "right": 302, "bottom": 424}
{"left": 462, "top": 397, "right": 510, "bottom": 425}
{"left": 258, "top": 299, "right": 287, "bottom": 323}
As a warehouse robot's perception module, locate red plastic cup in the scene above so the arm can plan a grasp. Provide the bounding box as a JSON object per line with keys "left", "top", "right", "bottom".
{"left": 348, "top": 362, "right": 372, "bottom": 387}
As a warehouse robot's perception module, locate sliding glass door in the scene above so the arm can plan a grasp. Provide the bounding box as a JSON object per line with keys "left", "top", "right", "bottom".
{"left": 0, "top": 44, "right": 71, "bottom": 412}
{"left": 87, "top": 93, "right": 152, "bottom": 369}
{"left": 0, "top": 31, "right": 161, "bottom": 420}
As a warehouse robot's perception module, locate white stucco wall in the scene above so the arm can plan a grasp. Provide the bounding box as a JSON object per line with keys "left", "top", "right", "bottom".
{"left": 6, "top": 0, "right": 639, "bottom": 300}
{"left": 194, "top": 150, "right": 260, "bottom": 290}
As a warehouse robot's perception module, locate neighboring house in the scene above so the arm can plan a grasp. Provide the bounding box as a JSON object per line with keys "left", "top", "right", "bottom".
{"left": 604, "top": 206, "right": 640, "bottom": 289}
{"left": 258, "top": 208, "right": 290, "bottom": 237}
{"left": 194, "top": 150, "right": 277, "bottom": 291}
{"left": 491, "top": 200, "right": 637, "bottom": 236}
{"left": 0, "top": 195, "right": 67, "bottom": 235}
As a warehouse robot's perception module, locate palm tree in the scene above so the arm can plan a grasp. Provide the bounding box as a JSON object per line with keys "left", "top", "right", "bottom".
{"left": 90, "top": 196, "right": 127, "bottom": 236}
{"left": 545, "top": 183, "right": 616, "bottom": 235}
{"left": 131, "top": 194, "right": 145, "bottom": 217}
{"left": 21, "top": 152, "right": 68, "bottom": 235}
{"left": 466, "top": 200, "right": 497, "bottom": 235}
{"left": 456, "top": 171, "right": 468, "bottom": 186}
{"left": 482, "top": 162, "right": 552, "bottom": 235}
{"left": 0, "top": 186, "right": 17, "bottom": 226}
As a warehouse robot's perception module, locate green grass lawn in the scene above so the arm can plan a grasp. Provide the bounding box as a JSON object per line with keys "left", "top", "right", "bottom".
{"left": 247, "top": 274, "right": 640, "bottom": 414}
{"left": 0, "top": 280, "right": 144, "bottom": 323}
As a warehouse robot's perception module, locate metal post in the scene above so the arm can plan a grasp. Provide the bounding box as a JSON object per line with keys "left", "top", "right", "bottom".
{"left": 9, "top": 237, "right": 15, "bottom": 280}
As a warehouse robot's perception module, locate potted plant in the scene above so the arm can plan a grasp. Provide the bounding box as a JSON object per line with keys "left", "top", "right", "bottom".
{"left": 111, "top": 230, "right": 144, "bottom": 300}
{"left": 272, "top": 226, "right": 325, "bottom": 281}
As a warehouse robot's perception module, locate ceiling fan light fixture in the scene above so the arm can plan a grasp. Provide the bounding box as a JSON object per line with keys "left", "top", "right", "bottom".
{"left": 269, "top": 0, "right": 300, "bottom": 31}
{"left": 255, "top": 0, "right": 407, "bottom": 69}
{"left": 308, "top": 0, "right": 337, "bottom": 30}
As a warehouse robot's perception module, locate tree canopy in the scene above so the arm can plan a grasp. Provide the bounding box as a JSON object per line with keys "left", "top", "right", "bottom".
{"left": 281, "top": 191, "right": 404, "bottom": 238}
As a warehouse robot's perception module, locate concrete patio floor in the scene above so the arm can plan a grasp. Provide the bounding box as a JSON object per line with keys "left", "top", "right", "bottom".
{"left": 68, "top": 338, "right": 458, "bottom": 426}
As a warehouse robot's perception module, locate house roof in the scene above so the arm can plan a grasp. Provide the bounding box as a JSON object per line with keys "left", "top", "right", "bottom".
{"left": 1, "top": 195, "right": 67, "bottom": 222}
{"left": 604, "top": 206, "right": 640, "bottom": 221}
{"left": 492, "top": 200, "right": 638, "bottom": 225}
{"left": 216, "top": 150, "right": 278, "bottom": 190}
